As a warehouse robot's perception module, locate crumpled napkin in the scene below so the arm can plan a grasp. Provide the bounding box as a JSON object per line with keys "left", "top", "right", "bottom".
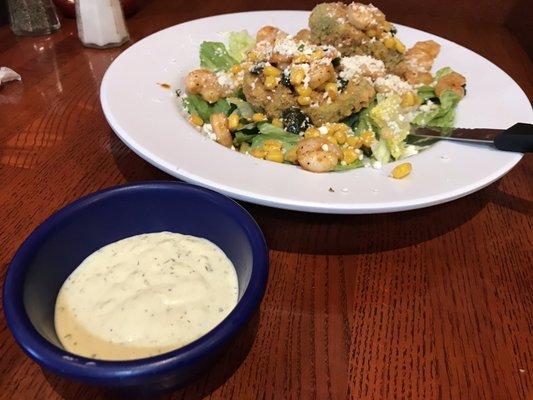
{"left": 0, "top": 67, "right": 22, "bottom": 86}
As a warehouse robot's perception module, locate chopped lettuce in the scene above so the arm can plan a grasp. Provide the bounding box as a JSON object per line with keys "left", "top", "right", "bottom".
{"left": 413, "top": 89, "right": 461, "bottom": 128}
{"left": 370, "top": 95, "right": 410, "bottom": 160}
{"left": 334, "top": 161, "right": 363, "bottom": 171}
{"left": 435, "top": 66, "right": 452, "bottom": 80}
{"left": 341, "top": 112, "right": 360, "bottom": 129}
{"left": 417, "top": 85, "right": 436, "bottom": 102}
{"left": 354, "top": 106, "right": 377, "bottom": 135}
{"left": 227, "top": 31, "right": 255, "bottom": 62}
{"left": 371, "top": 139, "right": 391, "bottom": 164}
{"left": 227, "top": 97, "right": 254, "bottom": 119}
{"left": 233, "top": 131, "right": 258, "bottom": 146}
{"left": 252, "top": 123, "right": 300, "bottom": 151}
{"left": 199, "top": 42, "right": 237, "bottom": 71}
{"left": 183, "top": 94, "right": 230, "bottom": 121}
{"left": 257, "top": 122, "right": 292, "bottom": 136}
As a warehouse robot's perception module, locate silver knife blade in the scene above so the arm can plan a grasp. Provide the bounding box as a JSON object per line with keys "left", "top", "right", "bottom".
{"left": 411, "top": 126, "right": 501, "bottom": 144}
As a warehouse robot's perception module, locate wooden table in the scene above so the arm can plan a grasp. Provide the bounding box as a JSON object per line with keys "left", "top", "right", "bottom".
{"left": 1, "top": 1, "right": 531, "bottom": 399}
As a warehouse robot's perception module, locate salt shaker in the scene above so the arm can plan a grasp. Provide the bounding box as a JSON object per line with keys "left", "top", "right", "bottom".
{"left": 75, "top": 0, "right": 130, "bottom": 49}
{"left": 7, "top": 0, "right": 61, "bottom": 36}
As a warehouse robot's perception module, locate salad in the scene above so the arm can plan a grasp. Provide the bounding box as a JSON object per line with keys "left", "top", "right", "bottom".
{"left": 179, "top": 2, "right": 467, "bottom": 173}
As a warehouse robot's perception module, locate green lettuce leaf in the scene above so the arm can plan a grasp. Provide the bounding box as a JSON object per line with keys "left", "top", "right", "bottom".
{"left": 417, "top": 85, "right": 436, "bottom": 102}
{"left": 334, "top": 161, "right": 363, "bottom": 171}
{"left": 233, "top": 131, "right": 258, "bottom": 146}
{"left": 370, "top": 95, "right": 411, "bottom": 160}
{"left": 371, "top": 139, "right": 391, "bottom": 164}
{"left": 354, "top": 106, "right": 377, "bottom": 135}
{"left": 252, "top": 123, "right": 301, "bottom": 151}
{"left": 200, "top": 42, "right": 237, "bottom": 71}
{"left": 257, "top": 122, "right": 293, "bottom": 136}
{"left": 435, "top": 67, "right": 452, "bottom": 80}
{"left": 413, "top": 89, "right": 461, "bottom": 128}
{"left": 227, "top": 97, "right": 254, "bottom": 119}
{"left": 183, "top": 94, "right": 230, "bottom": 121}
{"left": 227, "top": 31, "right": 255, "bottom": 62}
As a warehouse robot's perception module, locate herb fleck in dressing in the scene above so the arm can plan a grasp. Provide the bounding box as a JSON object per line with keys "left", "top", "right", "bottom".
{"left": 54, "top": 232, "right": 238, "bottom": 361}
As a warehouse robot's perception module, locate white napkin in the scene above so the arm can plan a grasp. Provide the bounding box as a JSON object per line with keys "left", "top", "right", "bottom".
{"left": 0, "top": 67, "right": 22, "bottom": 86}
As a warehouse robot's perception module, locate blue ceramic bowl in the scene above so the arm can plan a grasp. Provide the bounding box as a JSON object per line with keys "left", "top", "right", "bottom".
{"left": 3, "top": 182, "right": 268, "bottom": 394}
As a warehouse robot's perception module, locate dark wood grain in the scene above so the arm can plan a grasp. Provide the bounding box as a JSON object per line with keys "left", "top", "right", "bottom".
{"left": 0, "top": 1, "right": 531, "bottom": 399}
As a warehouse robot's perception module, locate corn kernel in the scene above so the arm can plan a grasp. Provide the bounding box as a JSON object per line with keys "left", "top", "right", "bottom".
{"left": 284, "top": 146, "right": 298, "bottom": 163}
{"left": 395, "top": 39, "right": 406, "bottom": 53}
{"left": 239, "top": 142, "right": 250, "bottom": 153}
{"left": 265, "top": 150, "right": 284, "bottom": 163}
{"left": 263, "top": 139, "right": 283, "bottom": 151}
{"left": 272, "top": 118, "right": 283, "bottom": 128}
{"left": 304, "top": 127, "right": 321, "bottom": 138}
{"left": 342, "top": 148, "right": 358, "bottom": 164}
{"left": 228, "top": 113, "right": 240, "bottom": 131}
{"left": 383, "top": 37, "right": 396, "bottom": 49}
{"left": 325, "top": 82, "right": 338, "bottom": 100}
{"left": 252, "top": 113, "right": 267, "bottom": 122}
{"left": 361, "top": 131, "right": 375, "bottom": 147}
{"left": 263, "top": 65, "right": 281, "bottom": 77}
{"left": 328, "top": 123, "right": 348, "bottom": 134}
{"left": 230, "top": 64, "right": 242, "bottom": 74}
{"left": 290, "top": 67, "right": 306, "bottom": 86}
{"left": 293, "top": 54, "right": 309, "bottom": 63}
{"left": 297, "top": 96, "right": 311, "bottom": 106}
{"left": 250, "top": 148, "right": 266, "bottom": 159}
{"left": 310, "top": 49, "right": 324, "bottom": 60}
{"left": 390, "top": 162, "right": 412, "bottom": 179}
{"left": 295, "top": 85, "right": 312, "bottom": 96}
{"left": 264, "top": 75, "right": 278, "bottom": 90}
{"left": 326, "top": 135, "right": 338, "bottom": 145}
{"left": 334, "top": 129, "right": 347, "bottom": 145}
{"left": 189, "top": 114, "right": 204, "bottom": 126}
{"left": 401, "top": 91, "right": 416, "bottom": 107}
{"left": 346, "top": 135, "right": 363, "bottom": 149}
{"left": 248, "top": 51, "right": 260, "bottom": 62}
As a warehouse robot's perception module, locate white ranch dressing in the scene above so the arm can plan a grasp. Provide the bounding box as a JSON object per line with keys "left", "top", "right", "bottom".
{"left": 54, "top": 232, "right": 238, "bottom": 361}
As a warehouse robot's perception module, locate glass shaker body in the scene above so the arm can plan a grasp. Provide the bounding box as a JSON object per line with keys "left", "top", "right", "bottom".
{"left": 7, "top": 0, "right": 61, "bottom": 36}
{"left": 75, "top": 0, "right": 130, "bottom": 49}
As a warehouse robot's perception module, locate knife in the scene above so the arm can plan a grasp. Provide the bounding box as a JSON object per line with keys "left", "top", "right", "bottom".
{"left": 411, "top": 122, "right": 533, "bottom": 152}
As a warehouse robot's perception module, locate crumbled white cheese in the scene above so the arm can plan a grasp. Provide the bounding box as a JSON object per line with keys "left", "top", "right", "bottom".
{"left": 372, "top": 161, "right": 382, "bottom": 169}
{"left": 300, "top": 63, "right": 310, "bottom": 87}
{"left": 321, "top": 144, "right": 329, "bottom": 151}
{"left": 202, "top": 123, "right": 217, "bottom": 141}
{"left": 339, "top": 55, "right": 385, "bottom": 80}
{"left": 318, "top": 126, "right": 329, "bottom": 134}
{"left": 374, "top": 74, "right": 413, "bottom": 95}
{"left": 216, "top": 71, "right": 238, "bottom": 91}
{"left": 419, "top": 100, "right": 437, "bottom": 113}
{"left": 254, "top": 41, "right": 273, "bottom": 59}
{"left": 402, "top": 145, "right": 419, "bottom": 158}
{"left": 273, "top": 37, "right": 300, "bottom": 56}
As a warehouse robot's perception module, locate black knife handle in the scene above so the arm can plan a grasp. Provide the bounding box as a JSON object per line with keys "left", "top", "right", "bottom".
{"left": 494, "top": 123, "right": 533, "bottom": 153}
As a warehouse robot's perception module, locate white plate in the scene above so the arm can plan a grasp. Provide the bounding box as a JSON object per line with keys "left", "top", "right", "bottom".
{"left": 101, "top": 11, "right": 532, "bottom": 214}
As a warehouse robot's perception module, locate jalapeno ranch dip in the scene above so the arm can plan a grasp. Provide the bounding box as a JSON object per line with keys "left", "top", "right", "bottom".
{"left": 54, "top": 232, "right": 238, "bottom": 361}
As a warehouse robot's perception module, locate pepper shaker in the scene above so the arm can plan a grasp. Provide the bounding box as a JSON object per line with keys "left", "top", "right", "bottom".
{"left": 75, "top": 0, "right": 130, "bottom": 49}
{"left": 7, "top": 0, "right": 61, "bottom": 36}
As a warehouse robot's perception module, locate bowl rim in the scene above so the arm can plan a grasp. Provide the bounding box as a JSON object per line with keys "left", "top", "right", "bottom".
{"left": 2, "top": 181, "right": 269, "bottom": 385}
